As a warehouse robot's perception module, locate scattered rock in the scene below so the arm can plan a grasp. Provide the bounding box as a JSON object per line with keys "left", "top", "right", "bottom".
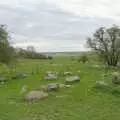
{"left": 63, "top": 72, "right": 72, "bottom": 76}
{"left": 56, "top": 95, "right": 68, "bottom": 98}
{"left": 20, "top": 85, "right": 28, "bottom": 94}
{"left": 12, "top": 72, "right": 27, "bottom": 79}
{"left": 117, "top": 64, "right": 120, "bottom": 68}
{"left": 66, "top": 76, "right": 80, "bottom": 84}
{"left": 0, "top": 76, "right": 8, "bottom": 84}
{"left": 111, "top": 72, "right": 119, "bottom": 76}
{"left": 92, "top": 65, "right": 100, "bottom": 68}
{"left": 96, "top": 81, "right": 108, "bottom": 89}
{"left": 59, "top": 84, "right": 71, "bottom": 88}
{"left": 25, "top": 91, "right": 48, "bottom": 101}
{"left": 111, "top": 72, "right": 120, "bottom": 84}
{"left": 47, "top": 83, "right": 59, "bottom": 91}
{"left": 44, "top": 73, "right": 57, "bottom": 80}
{"left": 41, "top": 83, "right": 59, "bottom": 92}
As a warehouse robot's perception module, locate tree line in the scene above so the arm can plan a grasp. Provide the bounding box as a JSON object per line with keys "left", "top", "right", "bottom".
{"left": 16, "top": 46, "right": 52, "bottom": 59}
{"left": 0, "top": 25, "right": 52, "bottom": 65}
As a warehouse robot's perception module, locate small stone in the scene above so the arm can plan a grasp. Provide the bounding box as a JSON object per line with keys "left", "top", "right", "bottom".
{"left": 20, "top": 85, "right": 28, "bottom": 94}
{"left": 0, "top": 76, "right": 8, "bottom": 83}
{"left": 111, "top": 72, "right": 120, "bottom": 84}
{"left": 63, "top": 72, "right": 72, "bottom": 76}
{"left": 66, "top": 76, "right": 80, "bottom": 84}
{"left": 12, "top": 72, "right": 27, "bottom": 79}
{"left": 59, "top": 84, "right": 71, "bottom": 88}
{"left": 25, "top": 91, "right": 48, "bottom": 101}
{"left": 112, "top": 76, "right": 120, "bottom": 84}
{"left": 96, "top": 81, "right": 108, "bottom": 89}
{"left": 41, "top": 83, "right": 59, "bottom": 92}
{"left": 44, "top": 73, "right": 57, "bottom": 80}
{"left": 111, "top": 72, "right": 119, "bottom": 76}
{"left": 92, "top": 65, "right": 100, "bottom": 68}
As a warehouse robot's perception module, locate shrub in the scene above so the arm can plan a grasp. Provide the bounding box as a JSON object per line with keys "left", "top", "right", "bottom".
{"left": 78, "top": 55, "right": 88, "bottom": 64}
{"left": 47, "top": 56, "right": 53, "bottom": 60}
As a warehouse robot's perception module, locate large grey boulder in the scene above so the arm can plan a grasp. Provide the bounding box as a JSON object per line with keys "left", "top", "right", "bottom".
{"left": 44, "top": 73, "right": 57, "bottom": 80}
{"left": 66, "top": 76, "right": 80, "bottom": 84}
{"left": 41, "top": 83, "right": 59, "bottom": 92}
{"left": 25, "top": 91, "right": 48, "bottom": 101}
{"left": 92, "top": 65, "right": 100, "bottom": 68}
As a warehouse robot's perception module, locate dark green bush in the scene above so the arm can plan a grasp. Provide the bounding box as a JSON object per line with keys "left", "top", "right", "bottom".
{"left": 78, "top": 55, "right": 88, "bottom": 63}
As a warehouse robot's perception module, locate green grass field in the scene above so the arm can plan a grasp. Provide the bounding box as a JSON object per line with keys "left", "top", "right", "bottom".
{"left": 0, "top": 56, "right": 120, "bottom": 120}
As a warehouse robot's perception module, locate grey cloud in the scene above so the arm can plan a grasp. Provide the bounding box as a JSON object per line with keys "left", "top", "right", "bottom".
{"left": 0, "top": 0, "right": 118, "bottom": 51}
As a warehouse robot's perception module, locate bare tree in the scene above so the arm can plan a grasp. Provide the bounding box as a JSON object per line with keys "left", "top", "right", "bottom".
{"left": 87, "top": 26, "right": 120, "bottom": 66}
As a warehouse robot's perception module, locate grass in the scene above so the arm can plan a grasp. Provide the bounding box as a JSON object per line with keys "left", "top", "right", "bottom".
{"left": 0, "top": 56, "right": 120, "bottom": 120}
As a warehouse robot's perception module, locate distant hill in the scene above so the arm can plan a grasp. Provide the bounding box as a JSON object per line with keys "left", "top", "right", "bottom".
{"left": 39, "top": 51, "right": 91, "bottom": 56}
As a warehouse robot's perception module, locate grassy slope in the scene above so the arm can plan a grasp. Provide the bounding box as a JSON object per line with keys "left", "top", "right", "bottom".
{"left": 0, "top": 57, "right": 120, "bottom": 120}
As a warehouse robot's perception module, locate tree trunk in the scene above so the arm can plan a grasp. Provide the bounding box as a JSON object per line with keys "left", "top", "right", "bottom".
{"left": 107, "top": 54, "right": 118, "bottom": 66}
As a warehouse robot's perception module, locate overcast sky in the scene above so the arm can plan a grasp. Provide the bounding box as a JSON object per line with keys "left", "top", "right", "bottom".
{"left": 0, "top": 0, "right": 120, "bottom": 52}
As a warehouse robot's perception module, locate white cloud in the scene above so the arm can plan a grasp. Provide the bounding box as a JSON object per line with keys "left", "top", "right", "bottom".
{"left": 0, "top": 0, "right": 119, "bottom": 52}
{"left": 53, "top": 0, "right": 120, "bottom": 21}
{"left": 1, "top": 0, "right": 119, "bottom": 20}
